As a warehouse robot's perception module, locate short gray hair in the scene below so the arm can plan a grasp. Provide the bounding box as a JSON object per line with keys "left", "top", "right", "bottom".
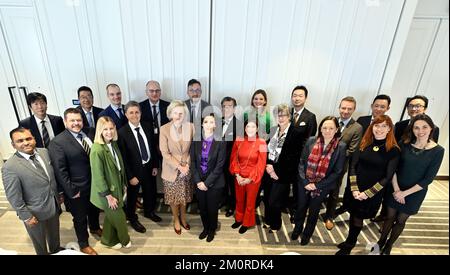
{"left": 124, "top": 100, "right": 141, "bottom": 113}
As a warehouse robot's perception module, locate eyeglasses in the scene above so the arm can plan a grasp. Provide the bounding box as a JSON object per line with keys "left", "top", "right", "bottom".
{"left": 189, "top": 89, "right": 202, "bottom": 94}
{"left": 407, "top": 104, "right": 425, "bottom": 110}
{"left": 146, "top": 89, "right": 161, "bottom": 93}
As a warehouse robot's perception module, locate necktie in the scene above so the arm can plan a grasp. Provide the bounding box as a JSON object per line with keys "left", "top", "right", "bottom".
{"left": 86, "top": 111, "right": 94, "bottom": 128}
{"left": 30, "top": 154, "right": 48, "bottom": 180}
{"left": 117, "top": 108, "right": 123, "bottom": 119}
{"left": 293, "top": 113, "right": 299, "bottom": 125}
{"left": 222, "top": 119, "right": 229, "bottom": 137}
{"left": 135, "top": 127, "right": 149, "bottom": 161}
{"left": 77, "top": 133, "right": 91, "bottom": 155}
{"left": 41, "top": 120, "right": 50, "bottom": 148}
{"left": 340, "top": 121, "right": 345, "bottom": 132}
{"left": 190, "top": 105, "right": 196, "bottom": 123}
{"left": 152, "top": 105, "right": 159, "bottom": 129}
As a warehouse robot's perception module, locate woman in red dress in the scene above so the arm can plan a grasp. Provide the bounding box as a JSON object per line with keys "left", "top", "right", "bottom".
{"left": 229, "top": 120, "right": 267, "bottom": 234}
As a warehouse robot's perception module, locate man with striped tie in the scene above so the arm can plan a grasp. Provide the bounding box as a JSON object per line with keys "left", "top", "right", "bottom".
{"left": 19, "top": 92, "right": 65, "bottom": 148}
{"left": 48, "top": 108, "right": 101, "bottom": 255}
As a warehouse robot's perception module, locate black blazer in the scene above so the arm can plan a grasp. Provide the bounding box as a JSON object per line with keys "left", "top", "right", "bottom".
{"left": 291, "top": 108, "right": 317, "bottom": 148}
{"left": 395, "top": 119, "right": 440, "bottom": 143}
{"left": 117, "top": 122, "right": 159, "bottom": 181}
{"left": 356, "top": 115, "right": 372, "bottom": 135}
{"left": 267, "top": 124, "right": 304, "bottom": 183}
{"left": 190, "top": 138, "right": 226, "bottom": 189}
{"left": 48, "top": 128, "right": 95, "bottom": 198}
{"left": 19, "top": 114, "right": 65, "bottom": 148}
{"left": 139, "top": 99, "right": 170, "bottom": 128}
{"left": 76, "top": 105, "right": 104, "bottom": 128}
{"left": 99, "top": 105, "right": 128, "bottom": 129}
{"left": 298, "top": 137, "right": 347, "bottom": 192}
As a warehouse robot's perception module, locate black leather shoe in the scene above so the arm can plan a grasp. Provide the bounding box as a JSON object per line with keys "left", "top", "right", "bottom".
{"left": 89, "top": 228, "right": 103, "bottom": 238}
{"left": 144, "top": 213, "right": 162, "bottom": 222}
{"left": 206, "top": 232, "right": 215, "bottom": 242}
{"left": 231, "top": 221, "right": 242, "bottom": 229}
{"left": 381, "top": 244, "right": 392, "bottom": 255}
{"left": 199, "top": 230, "right": 208, "bottom": 240}
{"left": 238, "top": 226, "right": 248, "bottom": 234}
{"left": 225, "top": 209, "right": 234, "bottom": 217}
{"left": 291, "top": 230, "right": 301, "bottom": 241}
{"left": 337, "top": 241, "right": 355, "bottom": 250}
{"left": 130, "top": 220, "right": 146, "bottom": 233}
{"left": 300, "top": 237, "right": 310, "bottom": 246}
{"left": 334, "top": 207, "right": 347, "bottom": 217}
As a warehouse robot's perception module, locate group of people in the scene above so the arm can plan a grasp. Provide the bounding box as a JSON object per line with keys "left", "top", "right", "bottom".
{"left": 1, "top": 79, "right": 444, "bottom": 256}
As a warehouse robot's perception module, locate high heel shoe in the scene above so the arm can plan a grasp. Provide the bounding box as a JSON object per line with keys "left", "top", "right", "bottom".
{"left": 174, "top": 224, "right": 182, "bottom": 235}
{"left": 181, "top": 222, "right": 190, "bottom": 230}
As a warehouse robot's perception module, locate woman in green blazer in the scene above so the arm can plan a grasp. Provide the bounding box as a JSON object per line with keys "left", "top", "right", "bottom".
{"left": 90, "top": 116, "right": 131, "bottom": 249}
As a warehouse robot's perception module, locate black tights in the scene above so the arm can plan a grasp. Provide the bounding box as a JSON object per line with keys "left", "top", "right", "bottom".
{"left": 378, "top": 207, "right": 410, "bottom": 250}
{"left": 345, "top": 214, "right": 363, "bottom": 245}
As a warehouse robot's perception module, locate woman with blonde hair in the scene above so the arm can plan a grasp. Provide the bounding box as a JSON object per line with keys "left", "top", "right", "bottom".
{"left": 90, "top": 116, "right": 130, "bottom": 249}
{"left": 160, "top": 100, "right": 194, "bottom": 234}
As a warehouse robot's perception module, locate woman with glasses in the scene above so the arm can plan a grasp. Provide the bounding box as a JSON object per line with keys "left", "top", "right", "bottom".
{"left": 373, "top": 114, "right": 444, "bottom": 255}
{"left": 291, "top": 116, "right": 346, "bottom": 245}
{"left": 262, "top": 104, "right": 304, "bottom": 232}
{"left": 335, "top": 115, "right": 400, "bottom": 255}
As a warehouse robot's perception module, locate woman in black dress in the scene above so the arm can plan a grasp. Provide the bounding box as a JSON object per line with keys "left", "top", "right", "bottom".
{"left": 335, "top": 115, "right": 400, "bottom": 255}
{"left": 374, "top": 114, "right": 444, "bottom": 255}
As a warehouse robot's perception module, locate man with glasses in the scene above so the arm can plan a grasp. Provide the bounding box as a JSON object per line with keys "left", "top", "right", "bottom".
{"left": 76, "top": 86, "right": 104, "bottom": 129}
{"left": 184, "top": 79, "right": 212, "bottom": 141}
{"left": 394, "top": 95, "right": 439, "bottom": 142}
{"left": 140, "top": 80, "right": 170, "bottom": 134}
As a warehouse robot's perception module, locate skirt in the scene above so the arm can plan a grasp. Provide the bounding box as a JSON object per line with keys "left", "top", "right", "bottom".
{"left": 163, "top": 170, "right": 193, "bottom": 205}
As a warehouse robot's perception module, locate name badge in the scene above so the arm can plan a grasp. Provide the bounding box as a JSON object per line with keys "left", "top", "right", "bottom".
{"left": 154, "top": 128, "right": 159, "bottom": 135}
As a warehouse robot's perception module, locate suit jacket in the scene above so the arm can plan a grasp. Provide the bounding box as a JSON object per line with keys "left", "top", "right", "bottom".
{"left": 90, "top": 142, "right": 127, "bottom": 210}
{"left": 98, "top": 105, "right": 128, "bottom": 129}
{"left": 76, "top": 105, "right": 104, "bottom": 129}
{"left": 395, "top": 119, "right": 440, "bottom": 143}
{"left": 19, "top": 114, "right": 65, "bottom": 148}
{"left": 356, "top": 115, "right": 372, "bottom": 135}
{"left": 267, "top": 124, "right": 304, "bottom": 183}
{"left": 190, "top": 138, "right": 226, "bottom": 189}
{"left": 117, "top": 122, "right": 159, "bottom": 181}
{"left": 339, "top": 118, "right": 363, "bottom": 157}
{"left": 185, "top": 99, "right": 212, "bottom": 141}
{"left": 291, "top": 108, "right": 317, "bottom": 148}
{"left": 2, "top": 148, "right": 59, "bottom": 221}
{"left": 140, "top": 99, "right": 170, "bottom": 128}
{"left": 159, "top": 121, "right": 194, "bottom": 182}
{"left": 48, "top": 128, "right": 95, "bottom": 198}
{"left": 298, "top": 137, "right": 347, "bottom": 192}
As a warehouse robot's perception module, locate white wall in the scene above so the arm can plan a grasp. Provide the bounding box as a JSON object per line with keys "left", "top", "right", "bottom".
{"left": 0, "top": 0, "right": 448, "bottom": 177}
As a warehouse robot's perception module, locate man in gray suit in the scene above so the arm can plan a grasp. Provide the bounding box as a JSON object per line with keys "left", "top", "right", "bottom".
{"left": 324, "top": 96, "right": 363, "bottom": 230}
{"left": 184, "top": 79, "right": 212, "bottom": 141}
{"left": 2, "top": 127, "right": 61, "bottom": 255}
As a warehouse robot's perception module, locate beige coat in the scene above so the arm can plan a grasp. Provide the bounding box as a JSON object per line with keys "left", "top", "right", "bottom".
{"left": 159, "top": 121, "right": 194, "bottom": 182}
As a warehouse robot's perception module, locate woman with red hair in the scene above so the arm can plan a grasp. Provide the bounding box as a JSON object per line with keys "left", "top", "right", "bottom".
{"left": 336, "top": 115, "right": 400, "bottom": 255}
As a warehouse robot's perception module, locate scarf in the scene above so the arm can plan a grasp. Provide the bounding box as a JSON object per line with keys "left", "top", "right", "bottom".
{"left": 306, "top": 137, "right": 340, "bottom": 184}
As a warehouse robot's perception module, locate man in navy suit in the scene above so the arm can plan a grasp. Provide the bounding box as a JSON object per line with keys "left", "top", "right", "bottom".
{"left": 19, "top": 92, "right": 65, "bottom": 148}
{"left": 356, "top": 94, "right": 391, "bottom": 135}
{"left": 140, "top": 80, "right": 170, "bottom": 133}
{"left": 98, "top": 84, "right": 128, "bottom": 129}
{"left": 76, "top": 86, "right": 104, "bottom": 129}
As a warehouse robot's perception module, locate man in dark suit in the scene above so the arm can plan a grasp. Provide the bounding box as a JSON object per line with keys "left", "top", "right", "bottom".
{"left": 19, "top": 92, "right": 65, "bottom": 148}
{"left": 48, "top": 108, "right": 101, "bottom": 255}
{"left": 140, "top": 80, "right": 170, "bottom": 133}
{"left": 76, "top": 86, "right": 104, "bottom": 129}
{"left": 118, "top": 101, "right": 160, "bottom": 233}
{"left": 289, "top": 85, "right": 317, "bottom": 222}
{"left": 2, "top": 127, "right": 62, "bottom": 255}
{"left": 324, "top": 96, "right": 363, "bottom": 230}
{"left": 357, "top": 94, "right": 391, "bottom": 134}
{"left": 220, "top": 97, "right": 243, "bottom": 217}
{"left": 98, "top": 84, "right": 128, "bottom": 129}
{"left": 394, "top": 95, "right": 440, "bottom": 143}
{"left": 184, "top": 79, "right": 212, "bottom": 141}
